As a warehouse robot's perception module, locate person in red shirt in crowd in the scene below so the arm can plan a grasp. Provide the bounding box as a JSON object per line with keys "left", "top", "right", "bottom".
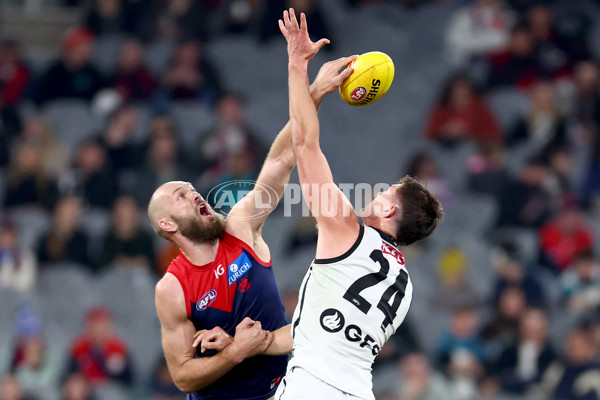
{"left": 0, "top": 40, "right": 30, "bottom": 107}
{"left": 539, "top": 204, "right": 594, "bottom": 274}
{"left": 66, "top": 307, "right": 133, "bottom": 386}
{"left": 425, "top": 73, "right": 502, "bottom": 146}
{"left": 114, "top": 38, "right": 157, "bottom": 101}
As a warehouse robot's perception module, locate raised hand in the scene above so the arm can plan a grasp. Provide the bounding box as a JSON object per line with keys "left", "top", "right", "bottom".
{"left": 311, "top": 55, "right": 359, "bottom": 98}
{"left": 192, "top": 326, "right": 232, "bottom": 353}
{"left": 279, "top": 8, "right": 330, "bottom": 62}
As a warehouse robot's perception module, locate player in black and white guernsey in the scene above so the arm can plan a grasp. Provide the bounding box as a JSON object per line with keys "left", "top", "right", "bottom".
{"left": 275, "top": 9, "right": 445, "bottom": 400}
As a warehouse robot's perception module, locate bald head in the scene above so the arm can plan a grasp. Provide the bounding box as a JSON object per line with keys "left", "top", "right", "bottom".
{"left": 148, "top": 181, "right": 188, "bottom": 237}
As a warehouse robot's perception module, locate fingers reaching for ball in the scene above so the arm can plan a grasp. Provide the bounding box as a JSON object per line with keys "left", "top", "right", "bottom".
{"left": 311, "top": 55, "right": 359, "bottom": 96}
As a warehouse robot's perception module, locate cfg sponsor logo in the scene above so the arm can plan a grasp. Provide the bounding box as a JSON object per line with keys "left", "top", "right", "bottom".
{"left": 320, "top": 308, "right": 345, "bottom": 333}
{"left": 196, "top": 290, "right": 217, "bottom": 311}
{"left": 319, "top": 308, "right": 381, "bottom": 356}
{"left": 228, "top": 252, "right": 253, "bottom": 286}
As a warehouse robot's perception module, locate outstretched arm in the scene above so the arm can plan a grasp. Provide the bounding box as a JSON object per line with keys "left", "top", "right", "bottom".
{"left": 281, "top": 9, "right": 361, "bottom": 259}
{"left": 226, "top": 44, "right": 357, "bottom": 258}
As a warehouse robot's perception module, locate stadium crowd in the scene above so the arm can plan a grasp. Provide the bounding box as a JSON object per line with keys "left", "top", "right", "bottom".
{"left": 1, "top": 0, "right": 600, "bottom": 399}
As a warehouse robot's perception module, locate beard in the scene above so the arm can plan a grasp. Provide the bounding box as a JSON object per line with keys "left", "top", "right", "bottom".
{"left": 172, "top": 213, "right": 226, "bottom": 244}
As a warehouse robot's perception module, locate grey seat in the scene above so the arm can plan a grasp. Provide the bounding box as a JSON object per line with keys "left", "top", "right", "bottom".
{"left": 169, "top": 102, "right": 215, "bottom": 149}
{"left": 10, "top": 206, "right": 52, "bottom": 250}
{"left": 42, "top": 100, "right": 102, "bottom": 147}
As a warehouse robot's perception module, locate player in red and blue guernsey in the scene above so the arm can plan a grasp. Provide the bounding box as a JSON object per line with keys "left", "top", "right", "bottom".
{"left": 149, "top": 55, "right": 355, "bottom": 400}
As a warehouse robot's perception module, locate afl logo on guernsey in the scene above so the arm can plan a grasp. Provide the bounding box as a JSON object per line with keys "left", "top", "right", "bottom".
{"left": 350, "top": 86, "right": 367, "bottom": 101}
{"left": 196, "top": 290, "right": 217, "bottom": 311}
{"left": 320, "top": 308, "right": 345, "bottom": 333}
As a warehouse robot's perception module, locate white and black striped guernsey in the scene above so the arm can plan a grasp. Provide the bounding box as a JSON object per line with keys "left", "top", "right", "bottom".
{"left": 287, "top": 225, "right": 413, "bottom": 400}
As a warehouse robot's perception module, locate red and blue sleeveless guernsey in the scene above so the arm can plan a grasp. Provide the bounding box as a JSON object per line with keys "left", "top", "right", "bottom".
{"left": 166, "top": 231, "right": 288, "bottom": 400}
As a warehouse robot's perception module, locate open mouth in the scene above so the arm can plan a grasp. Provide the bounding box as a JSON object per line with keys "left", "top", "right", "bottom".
{"left": 199, "top": 203, "right": 212, "bottom": 217}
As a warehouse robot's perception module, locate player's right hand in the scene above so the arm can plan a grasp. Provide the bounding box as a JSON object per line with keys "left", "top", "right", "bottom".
{"left": 229, "top": 317, "right": 274, "bottom": 360}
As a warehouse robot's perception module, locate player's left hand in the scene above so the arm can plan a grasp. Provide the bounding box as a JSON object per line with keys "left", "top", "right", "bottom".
{"left": 279, "top": 8, "right": 329, "bottom": 62}
{"left": 192, "top": 327, "right": 233, "bottom": 353}
{"left": 311, "top": 56, "right": 358, "bottom": 97}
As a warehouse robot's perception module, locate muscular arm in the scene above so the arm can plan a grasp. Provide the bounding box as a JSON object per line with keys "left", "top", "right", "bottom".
{"left": 155, "top": 274, "right": 242, "bottom": 392}
{"left": 156, "top": 274, "right": 270, "bottom": 393}
{"left": 282, "top": 10, "right": 360, "bottom": 259}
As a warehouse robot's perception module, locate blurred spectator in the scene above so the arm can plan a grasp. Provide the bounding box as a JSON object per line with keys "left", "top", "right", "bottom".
{"left": 196, "top": 92, "right": 266, "bottom": 172}
{"left": 0, "top": 40, "right": 30, "bottom": 107}
{"left": 100, "top": 195, "right": 155, "bottom": 271}
{"left": 156, "top": 241, "right": 179, "bottom": 276}
{"left": 85, "top": 0, "right": 131, "bottom": 36}
{"left": 0, "top": 219, "right": 37, "bottom": 293}
{"left": 11, "top": 334, "right": 63, "bottom": 398}
{"left": 406, "top": 152, "right": 455, "bottom": 207}
{"left": 424, "top": 74, "right": 502, "bottom": 146}
{"left": 560, "top": 251, "right": 600, "bottom": 315}
{"left": 538, "top": 206, "right": 594, "bottom": 273}
{"left": 527, "top": 5, "right": 569, "bottom": 80}
{"left": 437, "top": 306, "right": 487, "bottom": 372}
{"left": 466, "top": 143, "right": 508, "bottom": 197}
{"left": 36, "top": 196, "right": 91, "bottom": 267}
{"left": 62, "top": 373, "right": 95, "bottom": 400}
{"left": 488, "top": 308, "right": 556, "bottom": 395}
{"left": 72, "top": 138, "right": 119, "bottom": 209}
{"left": 261, "top": 0, "right": 333, "bottom": 49}
{"left": 161, "top": 40, "right": 222, "bottom": 104}
{"left": 216, "top": 0, "right": 265, "bottom": 36}
{"left": 3, "top": 141, "right": 59, "bottom": 211}
{"left": 490, "top": 242, "right": 546, "bottom": 308}
{"left": 486, "top": 24, "right": 541, "bottom": 90}
{"left": 567, "top": 60, "right": 599, "bottom": 124}
{"left": 446, "top": 0, "right": 515, "bottom": 66}
{"left": 392, "top": 353, "right": 455, "bottom": 400}
{"left": 0, "top": 101, "right": 21, "bottom": 168}
{"left": 66, "top": 307, "right": 133, "bottom": 386}
{"left": 374, "top": 320, "right": 422, "bottom": 373}
{"left": 481, "top": 286, "right": 527, "bottom": 349}
{"left": 581, "top": 125, "right": 600, "bottom": 210}
{"left": 150, "top": 358, "right": 179, "bottom": 400}
{"left": 0, "top": 374, "right": 28, "bottom": 400}
{"left": 528, "top": 5, "right": 590, "bottom": 79}
{"left": 496, "top": 159, "right": 553, "bottom": 228}
{"left": 156, "top": 0, "right": 214, "bottom": 42}
{"left": 506, "top": 80, "right": 569, "bottom": 163}
{"left": 36, "top": 28, "right": 105, "bottom": 105}
{"left": 430, "top": 246, "right": 481, "bottom": 311}
{"left": 102, "top": 104, "right": 143, "bottom": 172}
{"left": 534, "top": 328, "right": 600, "bottom": 400}
{"left": 20, "top": 115, "right": 70, "bottom": 179}
{"left": 113, "top": 39, "right": 157, "bottom": 102}
{"left": 129, "top": 115, "right": 193, "bottom": 207}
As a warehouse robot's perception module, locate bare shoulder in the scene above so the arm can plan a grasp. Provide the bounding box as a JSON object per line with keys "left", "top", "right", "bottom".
{"left": 155, "top": 273, "right": 187, "bottom": 324}
{"left": 315, "top": 220, "right": 362, "bottom": 260}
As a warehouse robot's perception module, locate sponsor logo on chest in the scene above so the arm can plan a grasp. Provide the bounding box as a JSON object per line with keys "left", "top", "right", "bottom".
{"left": 227, "top": 252, "right": 253, "bottom": 286}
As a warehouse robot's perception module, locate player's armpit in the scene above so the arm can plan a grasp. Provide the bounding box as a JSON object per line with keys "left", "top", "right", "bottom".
{"left": 263, "top": 325, "right": 293, "bottom": 356}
